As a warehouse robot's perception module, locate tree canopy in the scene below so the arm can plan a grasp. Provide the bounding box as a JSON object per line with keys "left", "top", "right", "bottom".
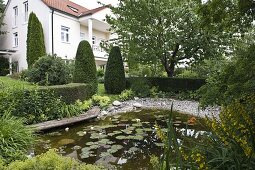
{"left": 106, "top": 0, "right": 229, "bottom": 77}
{"left": 198, "top": 0, "right": 255, "bottom": 33}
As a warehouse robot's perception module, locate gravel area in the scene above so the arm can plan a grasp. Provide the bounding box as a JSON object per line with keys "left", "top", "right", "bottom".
{"left": 104, "top": 98, "right": 220, "bottom": 118}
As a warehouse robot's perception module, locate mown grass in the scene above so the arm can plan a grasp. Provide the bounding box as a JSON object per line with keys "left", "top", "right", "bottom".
{"left": 0, "top": 76, "right": 36, "bottom": 90}
{"left": 97, "top": 83, "right": 119, "bottom": 102}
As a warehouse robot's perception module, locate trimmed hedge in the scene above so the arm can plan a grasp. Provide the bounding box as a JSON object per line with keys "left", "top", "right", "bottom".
{"left": 39, "top": 83, "right": 94, "bottom": 104}
{"left": 126, "top": 77, "right": 206, "bottom": 92}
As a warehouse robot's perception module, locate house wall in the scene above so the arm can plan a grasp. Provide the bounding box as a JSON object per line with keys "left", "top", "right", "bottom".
{"left": 52, "top": 11, "right": 80, "bottom": 60}
{"left": 0, "top": 0, "right": 51, "bottom": 71}
{"left": 0, "top": 0, "right": 111, "bottom": 71}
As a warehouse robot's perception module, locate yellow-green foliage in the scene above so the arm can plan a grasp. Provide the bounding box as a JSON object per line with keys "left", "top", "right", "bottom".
{"left": 4, "top": 150, "right": 104, "bottom": 170}
{"left": 92, "top": 95, "right": 111, "bottom": 108}
{"left": 119, "top": 89, "right": 134, "bottom": 101}
{"left": 75, "top": 99, "right": 93, "bottom": 111}
{"left": 208, "top": 95, "right": 255, "bottom": 157}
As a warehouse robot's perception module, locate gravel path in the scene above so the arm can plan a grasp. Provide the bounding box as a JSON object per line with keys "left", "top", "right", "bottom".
{"left": 105, "top": 98, "right": 220, "bottom": 118}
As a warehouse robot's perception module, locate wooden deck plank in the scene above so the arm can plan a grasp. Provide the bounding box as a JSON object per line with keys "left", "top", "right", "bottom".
{"left": 30, "top": 107, "right": 101, "bottom": 131}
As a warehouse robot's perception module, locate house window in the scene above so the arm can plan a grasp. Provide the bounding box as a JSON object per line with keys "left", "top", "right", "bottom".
{"left": 80, "top": 32, "right": 85, "bottom": 41}
{"left": 13, "top": 32, "right": 18, "bottom": 47}
{"left": 92, "top": 36, "right": 96, "bottom": 45}
{"left": 61, "top": 26, "right": 70, "bottom": 43}
{"left": 24, "top": 1, "right": 28, "bottom": 22}
{"left": 13, "top": 6, "right": 18, "bottom": 27}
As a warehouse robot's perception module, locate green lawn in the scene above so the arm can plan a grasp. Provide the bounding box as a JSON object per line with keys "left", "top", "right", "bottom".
{"left": 0, "top": 76, "right": 36, "bottom": 90}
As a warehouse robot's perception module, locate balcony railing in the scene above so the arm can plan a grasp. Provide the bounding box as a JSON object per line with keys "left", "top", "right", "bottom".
{"left": 92, "top": 45, "right": 104, "bottom": 52}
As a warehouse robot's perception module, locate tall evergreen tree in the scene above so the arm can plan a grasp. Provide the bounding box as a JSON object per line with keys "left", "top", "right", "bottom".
{"left": 26, "top": 12, "right": 46, "bottom": 68}
{"left": 104, "top": 46, "right": 126, "bottom": 94}
{"left": 0, "top": 0, "right": 5, "bottom": 34}
{"left": 73, "top": 40, "right": 97, "bottom": 94}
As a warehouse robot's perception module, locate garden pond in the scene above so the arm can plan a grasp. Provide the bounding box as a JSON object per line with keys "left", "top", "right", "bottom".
{"left": 35, "top": 109, "right": 208, "bottom": 170}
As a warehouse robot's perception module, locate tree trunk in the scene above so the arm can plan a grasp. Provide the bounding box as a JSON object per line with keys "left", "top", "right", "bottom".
{"left": 163, "top": 60, "right": 175, "bottom": 77}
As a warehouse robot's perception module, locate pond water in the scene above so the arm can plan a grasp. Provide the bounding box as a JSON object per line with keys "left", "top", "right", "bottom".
{"left": 35, "top": 109, "right": 207, "bottom": 170}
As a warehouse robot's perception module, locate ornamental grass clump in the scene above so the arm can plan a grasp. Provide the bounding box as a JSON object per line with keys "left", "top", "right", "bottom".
{"left": 0, "top": 112, "right": 34, "bottom": 164}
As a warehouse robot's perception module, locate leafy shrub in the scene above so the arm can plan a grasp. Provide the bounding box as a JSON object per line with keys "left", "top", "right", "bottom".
{"left": 26, "top": 12, "right": 46, "bottom": 68}
{"left": 97, "top": 68, "right": 104, "bottom": 78}
{"left": 198, "top": 43, "right": 255, "bottom": 107}
{"left": 26, "top": 55, "right": 71, "bottom": 86}
{"left": 75, "top": 99, "right": 93, "bottom": 111}
{"left": 130, "top": 78, "right": 150, "bottom": 97}
{"left": 73, "top": 40, "right": 97, "bottom": 94}
{"left": 104, "top": 46, "right": 126, "bottom": 94}
{"left": 0, "top": 112, "right": 34, "bottom": 164}
{"left": 119, "top": 89, "right": 134, "bottom": 101}
{"left": 0, "top": 87, "right": 80, "bottom": 124}
{"left": 4, "top": 149, "right": 103, "bottom": 170}
{"left": 0, "top": 56, "right": 9, "bottom": 76}
{"left": 92, "top": 95, "right": 111, "bottom": 108}
{"left": 149, "top": 86, "right": 159, "bottom": 98}
{"left": 176, "top": 70, "right": 199, "bottom": 78}
{"left": 39, "top": 83, "right": 94, "bottom": 104}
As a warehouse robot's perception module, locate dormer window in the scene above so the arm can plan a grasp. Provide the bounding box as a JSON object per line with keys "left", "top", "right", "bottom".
{"left": 67, "top": 5, "right": 78, "bottom": 13}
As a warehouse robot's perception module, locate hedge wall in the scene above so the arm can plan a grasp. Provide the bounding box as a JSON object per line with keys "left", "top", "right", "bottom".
{"left": 39, "top": 83, "right": 94, "bottom": 104}
{"left": 126, "top": 77, "right": 206, "bottom": 92}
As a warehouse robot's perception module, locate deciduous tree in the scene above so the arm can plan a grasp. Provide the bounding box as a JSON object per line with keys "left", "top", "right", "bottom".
{"left": 106, "top": 0, "right": 227, "bottom": 77}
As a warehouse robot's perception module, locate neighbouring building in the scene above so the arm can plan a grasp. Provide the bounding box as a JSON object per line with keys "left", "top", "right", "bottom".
{"left": 0, "top": 0, "right": 112, "bottom": 73}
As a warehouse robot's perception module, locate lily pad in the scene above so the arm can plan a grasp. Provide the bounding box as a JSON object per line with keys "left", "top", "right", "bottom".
{"left": 98, "top": 139, "right": 110, "bottom": 145}
{"left": 107, "top": 145, "right": 123, "bottom": 154}
{"left": 135, "top": 128, "right": 144, "bottom": 134}
{"left": 122, "top": 129, "right": 133, "bottom": 134}
{"left": 76, "top": 131, "right": 86, "bottom": 136}
{"left": 132, "top": 135, "right": 144, "bottom": 140}
{"left": 111, "top": 118, "right": 119, "bottom": 122}
{"left": 89, "top": 144, "right": 100, "bottom": 150}
{"left": 86, "top": 141, "right": 98, "bottom": 146}
{"left": 100, "top": 152, "right": 113, "bottom": 157}
{"left": 127, "top": 146, "right": 139, "bottom": 153}
{"left": 90, "top": 133, "right": 108, "bottom": 139}
{"left": 132, "top": 123, "right": 143, "bottom": 127}
{"left": 80, "top": 150, "right": 94, "bottom": 159}
{"left": 143, "top": 128, "right": 153, "bottom": 132}
{"left": 155, "top": 143, "right": 164, "bottom": 147}
{"left": 115, "top": 135, "right": 126, "bottom": 140}
{"left": 108, "top": 130, "right": 122, "bottom": 136}
{"left": 113, "top": 115, "right": 121, "bottom": 119}
{"left": 58, "top": 139, "right": 75, "bottom": 145}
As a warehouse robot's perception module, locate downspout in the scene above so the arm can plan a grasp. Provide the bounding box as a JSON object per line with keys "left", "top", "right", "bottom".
{"left": 51, "top": 9, "right": 54, "bottom": 55}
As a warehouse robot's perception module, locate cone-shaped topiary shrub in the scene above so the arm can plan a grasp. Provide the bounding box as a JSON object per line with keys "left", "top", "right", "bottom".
{"left": 104, "top": 46, "right": 126, "bottom": 94}
{"left": 73, "top": 40, "right": 97, "bottom": 94}
{"left": 0, "top": 57, "right": 9, "bottom": 76}
{"left": 26, "top": 12, "right": 46, "bottom": 68}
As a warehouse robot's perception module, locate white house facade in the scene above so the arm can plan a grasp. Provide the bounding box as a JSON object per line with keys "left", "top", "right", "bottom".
{"left": 0, "top": 0, "right": 112, "bottom": 73}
